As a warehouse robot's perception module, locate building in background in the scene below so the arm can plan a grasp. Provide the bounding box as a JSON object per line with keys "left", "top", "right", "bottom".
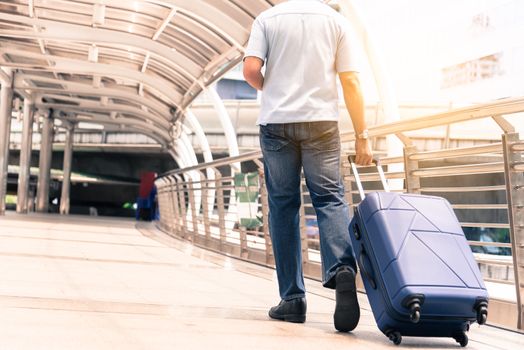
{"left": 354, "top": 0, "right": 524, "bottom": 105}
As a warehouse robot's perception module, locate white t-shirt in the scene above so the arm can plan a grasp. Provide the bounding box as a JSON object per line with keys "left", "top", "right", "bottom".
{"left": 244, "top": 0, "right": 361, "bottom": 125}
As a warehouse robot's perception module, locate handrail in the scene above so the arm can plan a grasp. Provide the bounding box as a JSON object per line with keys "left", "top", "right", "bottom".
{"left": 411, "top": 162, "right": 504, "bottom": 177}
{"left": 408, "top": 143, "right": 502, "bottom": 161}
{"left": 419, "top": 185, "right": 506, "bottom": 192}
{"left": 340, "top": 96, "right": 524, "bottom": 141}
{"left": 159, "top": 150, "right": 262, "bottom": 178}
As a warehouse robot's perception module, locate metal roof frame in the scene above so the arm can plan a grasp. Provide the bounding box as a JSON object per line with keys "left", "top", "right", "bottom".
{"left": 0, "top": 0, "right": 282, "bottom": 153}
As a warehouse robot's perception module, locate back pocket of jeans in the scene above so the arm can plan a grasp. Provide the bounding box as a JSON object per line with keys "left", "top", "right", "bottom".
{"left": 260, "top": 126, "right": 290, "bottom": 151}
{"left": 308, "top": 122, "right": 340, "bottom": 152}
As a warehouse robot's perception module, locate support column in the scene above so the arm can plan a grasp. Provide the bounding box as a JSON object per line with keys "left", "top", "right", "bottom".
{"left": 185, "top": 109, "right": 215, "bottom": 216}
{"left": 169, "top": 176, "right": 181, "bottom": 235}
{"left": 403, "top": 145, "right": 421, "bottom": 194}
{"left": 180, "top": 132, "right": 202, "bottom": 217}
{"left": 206, "top": 85, "right": 240, "bottom": 172}
{"left": 36, "top": 113, "right": 54, "bottom": 213}
{"left": 16, "top": 99, "right": 35, "bottom": 213}
{"left": 0, "top": 70, "right": 14, "bottom": 215}
{"left": 60, "top": 123, "right": 74, "bottom": 215}
{"left": 206, "top": 86, "right": 239, "bottom": 223}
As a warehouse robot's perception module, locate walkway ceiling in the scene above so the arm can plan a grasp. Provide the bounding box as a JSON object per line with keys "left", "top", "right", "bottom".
{"left": 0, "top": 0, "right": 283, "bottom": 146}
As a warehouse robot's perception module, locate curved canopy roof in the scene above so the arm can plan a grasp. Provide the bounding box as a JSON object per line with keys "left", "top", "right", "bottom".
{"left": 0, "top": 0, "right": 283, "bottom": 147}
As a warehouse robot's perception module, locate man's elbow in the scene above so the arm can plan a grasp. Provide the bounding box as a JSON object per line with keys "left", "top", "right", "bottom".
{"left": 243, "top": 69, "right": 262, "bottom": 90}
{"left": 339, "top": 72, "right": 361, "bottom": 93}
{"left": 243, "top": 68, "right": 257, "bottom": 83}
{"left": 339, "top": 71, "right": 359, "bottom": 85}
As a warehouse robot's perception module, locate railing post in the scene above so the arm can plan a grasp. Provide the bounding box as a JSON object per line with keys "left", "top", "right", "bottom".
{"left": 170, "top": 176, "right": 181, "bottom": 236}
{"left": 200, "top": 171, "right": 211, "bottom": 240}
{"left": 176, "top": 175, "right": 188, "bottom": 240}
{"left": 214, "top": 168, "right": 227, "bottom": 248}
{"left": 165, "top": 177, "right": 175, "bottom": 234}
{"left": 404, "top": 144, "right": 421, "bottom": 194}
{"left": 187, "top": 178, "right": 198, "bottom": 241}
{"left": 257, "top": 166, "right": 274, "bottom": 265}
{"left": 162, "top": 181, "right": 172, "bottom": 232}
{"left": 502, "top": 132, "right": 524, "bottom": 330}
{"left": 239, "top": 226, "right": 248, "bottom": 259}
{"left": 155, "top": 180, "right": 164, "bottom": 229}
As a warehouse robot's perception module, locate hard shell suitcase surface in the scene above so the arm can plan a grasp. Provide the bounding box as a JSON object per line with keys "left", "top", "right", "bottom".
{"left": 348, "top": 158, "right": 489, "bottom": 347}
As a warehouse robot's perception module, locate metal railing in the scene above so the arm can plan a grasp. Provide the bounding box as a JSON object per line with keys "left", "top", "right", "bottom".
{"left": 155, "top": 97, "right": 524, "bottom": 330}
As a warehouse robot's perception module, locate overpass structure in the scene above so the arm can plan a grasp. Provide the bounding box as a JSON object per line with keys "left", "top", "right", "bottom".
{"left": 0, "top": 0, "right": 523, "bottom": 348}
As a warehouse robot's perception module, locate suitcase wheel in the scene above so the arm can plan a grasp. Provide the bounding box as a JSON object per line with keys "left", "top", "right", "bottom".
{"left": 476, "top": 304, "right": 488, "bottom": 325}
{"left": 477, "top": 311, "right": 488, "bottom": 325}
{"left": 453, "top": 332, "right": 468, "bottom": 347}
{"left": 387, "top": 331, "right": 402, "bottom": 346}
{"left": 409, "top": 307, "right": 421, "bottom": 323}
{"left": 402, "top": 295, "right": 424, "bottom": 324}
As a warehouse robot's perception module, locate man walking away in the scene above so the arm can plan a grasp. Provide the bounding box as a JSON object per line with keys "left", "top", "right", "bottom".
{"left": 243, "top": 0, "right": 373, "bottom": 332}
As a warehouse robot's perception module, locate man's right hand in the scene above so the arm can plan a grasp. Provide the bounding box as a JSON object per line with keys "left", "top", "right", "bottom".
{"left": 355, "top": 139, "right": 373, "bottom": 165}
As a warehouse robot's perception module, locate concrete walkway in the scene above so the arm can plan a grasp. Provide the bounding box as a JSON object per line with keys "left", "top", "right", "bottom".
{"left": 0, "top": 213, "right": 523, "bottom": 350}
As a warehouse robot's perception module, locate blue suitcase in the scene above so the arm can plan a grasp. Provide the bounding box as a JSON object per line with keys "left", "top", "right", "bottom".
{"left": 348, "top": 158, "right": 488, "bottom": 346}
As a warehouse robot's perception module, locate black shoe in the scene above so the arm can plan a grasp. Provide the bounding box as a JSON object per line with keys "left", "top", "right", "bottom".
{"left": 269, "top": 297, "right": 307, "bottom": 323}
{"left": 334, "top": 267, "right": 360, "bottom": 332}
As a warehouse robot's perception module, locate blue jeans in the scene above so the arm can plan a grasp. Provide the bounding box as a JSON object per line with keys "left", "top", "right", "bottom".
{"left": 260, "top": 121, "right": 357, "bottom": 300}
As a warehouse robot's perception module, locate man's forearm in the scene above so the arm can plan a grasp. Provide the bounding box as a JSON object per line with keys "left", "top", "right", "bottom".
{"left": 243, "top": 57, "right": 265, "bottom": 91}
{"left": 339, "top": 72, "right": 372, "bottom": 165}
{"left": 344, "top": 85, "right": 367, "bottom": 135}
{"left": 245, "top": 71, "right": 264, "bottom": 91}
{"left": 341, "top": 77, "right": 366, "bottom": 134}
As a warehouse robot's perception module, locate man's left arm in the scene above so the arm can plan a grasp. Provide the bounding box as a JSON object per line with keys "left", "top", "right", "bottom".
{"left": 243, "top": 17, "right": 267, "bottom": 91}
{"left": 243, "top": 57, "right": 264, "bottom": 91}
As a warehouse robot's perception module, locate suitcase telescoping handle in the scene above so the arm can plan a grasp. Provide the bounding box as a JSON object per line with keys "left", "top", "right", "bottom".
{"left": 348, "top": 155, "right": 389, "bottom": 200}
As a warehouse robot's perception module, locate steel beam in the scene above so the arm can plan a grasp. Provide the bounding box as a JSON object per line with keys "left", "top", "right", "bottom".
{"left": 34, "top": 94, "right": 170, "bottom": 130}
{"left": 14, "top": 74, "right": 173, "bottom": 120}
{"left": 35, "top": 114, "right": 54, "bottom": 213}
{"left": 0, "top": 48, "right": 183, "bottom": 107}
{"left": 155, "top": 0, "right": 247, "bottom": 49}
{"left": 0, "top": 69, "right": 14, "bottom": 215}
{"left": 0, "top": 12, "right": 201, "bottom": 79}
{"left": 16, "top": 99, "right": 35, "bottom": 213}
{"left": 65, "top": 0, "right": 248, "bottom": 50}
{"left": 33, "top": 103, "right": 171, "bottom": 143}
